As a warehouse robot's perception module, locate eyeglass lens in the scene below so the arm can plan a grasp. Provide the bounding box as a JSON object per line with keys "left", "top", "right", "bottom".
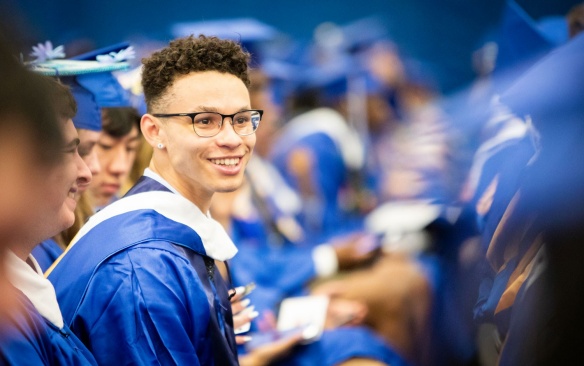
{"left": 193, "top": 111, "right": 261, "bottom": 137}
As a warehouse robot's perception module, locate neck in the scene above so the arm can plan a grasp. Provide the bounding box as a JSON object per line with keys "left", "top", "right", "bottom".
{"left": 9, "top": 242, "right": 33, "bottom": 262}
{"left": 149, "top": 160, "right": 212, "bottom": 213}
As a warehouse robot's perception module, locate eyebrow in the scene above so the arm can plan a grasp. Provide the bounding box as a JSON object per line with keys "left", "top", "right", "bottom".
{"left": 194, "top": 106, "right": 251, "bottom": 113}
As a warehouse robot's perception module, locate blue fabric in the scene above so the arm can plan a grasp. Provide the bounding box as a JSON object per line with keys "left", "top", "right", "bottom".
{"left": 61, "top": 76, "right": 102, "bottom": 132}
{"left": 320, "top": 327, "right": 409, "bottom": 366}
{"left": 0, "top": 288, "right": 97, "bottom": 366}
{"left": 473, "top": 137, "right": 535, "bottom": 323}
{"left": 275, "top": 327, "right": 409, "bottom": 366}
{"left": 76, "top": 72, "right": 131, "bottom": 108}
{"left": 49, "top": 177, "right": 239, "bottom": 365}
{"left": 31, "top": 239, "right": 63, "bottom": 272}
{"left": 271, "top": 131, "right": 357, "bottom": 241}
{"left": 228, "top": 234, "right": 317, "bottom": 314}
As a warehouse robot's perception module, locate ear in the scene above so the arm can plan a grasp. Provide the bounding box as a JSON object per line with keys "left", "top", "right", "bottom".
{"left": 141, "top": 114, "right": 165, "bottom": 149}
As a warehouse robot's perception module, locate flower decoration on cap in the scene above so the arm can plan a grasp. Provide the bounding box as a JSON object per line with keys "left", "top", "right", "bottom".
{"left": 96, "top": 46, "right": 135, "bottom": 64}
{"left": 30, "top": 41, "right": 65, "bottom": 63}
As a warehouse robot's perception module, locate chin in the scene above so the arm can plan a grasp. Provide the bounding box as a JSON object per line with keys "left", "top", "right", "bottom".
{"left": 214, "top": 176, "right": 244, "bottom": 193}
{"left": 215, "top": 183, "right": 242, "bottom": 193}
{"left": 57, "top": 213, "right": 76, "bottom": 232}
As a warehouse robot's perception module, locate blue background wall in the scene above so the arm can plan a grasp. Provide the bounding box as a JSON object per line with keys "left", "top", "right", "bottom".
{"left": 4, "top": 0, "right": 581, "bottom": 92}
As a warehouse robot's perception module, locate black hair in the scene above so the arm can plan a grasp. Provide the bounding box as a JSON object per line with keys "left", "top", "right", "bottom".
{"left": 101, "top": 107, "right": 141, "bottom": 138}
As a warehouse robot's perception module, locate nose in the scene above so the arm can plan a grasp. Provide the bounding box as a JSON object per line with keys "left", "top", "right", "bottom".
{"left": 215, "top": 117, "right": 243, "bottom": 147}
{"left": 84, "top": 149, "right": 101, "bottom": 176}
{"left": 76, "top": 153, "right": 92, "bottom": 188}
{"left": 108, "top": 146, "right": 131, "bottom": 176}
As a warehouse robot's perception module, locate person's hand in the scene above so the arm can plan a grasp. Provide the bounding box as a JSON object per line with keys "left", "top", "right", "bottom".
{"left": 325, "top": 297, "right": 368, "bottom": 329}
{"left": 239, "top": 331, "right": 303, "bottom": 366}
{"left": 332, "top": 232, "right": 381, "bottom": 271}
{"left": 230, "top": 286, "right": 259, "bottom": 345}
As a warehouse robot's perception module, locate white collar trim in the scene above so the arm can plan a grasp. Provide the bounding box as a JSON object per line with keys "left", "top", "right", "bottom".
{"left": 6, "top": 251, "right": 64, "bottom": 328}
{"left": 70, "top": 189, "right": 237, "bottom": 261}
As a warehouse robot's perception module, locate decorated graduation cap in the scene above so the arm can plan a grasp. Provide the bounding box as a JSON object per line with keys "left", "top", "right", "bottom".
{"left": 70, "top": 42, "right": 134, "bottom": 110}
{"left": 28, "top": 41, "right": 132, "bottom": 131}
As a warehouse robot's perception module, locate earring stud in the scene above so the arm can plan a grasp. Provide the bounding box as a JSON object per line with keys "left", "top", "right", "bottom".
{"left": 157, "top": 143, "right": 164, "bottom": 149}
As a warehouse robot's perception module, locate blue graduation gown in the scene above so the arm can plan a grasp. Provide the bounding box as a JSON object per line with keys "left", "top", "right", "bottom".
{"left": 31, "top": 239, "right": 63, "bottom": 273}
{"left": 272, "top": 131, "right": 348, "bottom": 240}
{"left": 48, "top": 176, "right": 239, "bottom": 365}
{"left": 0, "top": 288, "right": 97, "bottom": 366}
{"left": 473, "top": 136, "right": 535, "bottom": 324}
{"left": 228, "top": 229, "right": 318, "bottom": 314}
{"left": 274, "top": 327, "right": 410, "bottom": 366}
{"left": 270, "top": 108, "right": 365, "bottom": 241}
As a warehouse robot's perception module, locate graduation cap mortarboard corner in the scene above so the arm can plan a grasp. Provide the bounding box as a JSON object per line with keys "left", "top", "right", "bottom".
{"left": 500, "top": 32, "right": 584, "bottom": 124}
{"left": 70, "top": 42, "right": 132, "bottom": 62}
{"left": 493, "top": 0, "right": 556, "bottom": 74}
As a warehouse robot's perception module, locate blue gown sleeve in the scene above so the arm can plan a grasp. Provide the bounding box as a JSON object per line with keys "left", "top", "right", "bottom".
{"left": 69, "top": 244, "right": 212, "bottom": 366}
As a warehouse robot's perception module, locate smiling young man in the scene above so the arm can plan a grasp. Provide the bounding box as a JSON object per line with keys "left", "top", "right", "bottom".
{"left": 48, "top": 35, "right": 260, "bottom": 365}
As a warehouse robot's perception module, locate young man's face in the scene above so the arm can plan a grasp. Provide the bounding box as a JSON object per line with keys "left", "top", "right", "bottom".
{"left": 44, "top": 119, "right": 92, "bottom": 235}
{"left": 77, "top": 128, "right": 102, "bottom": 192}
{"left": 89, "top": 125, "right": 140, "bottom": 207}
{"left": 155, "top": 71, "right": 255, "bottom": 206}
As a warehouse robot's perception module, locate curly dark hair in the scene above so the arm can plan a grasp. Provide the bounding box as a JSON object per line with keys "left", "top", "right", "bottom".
{"left": 141, "top": 34, "right": 251, "bottom": 112}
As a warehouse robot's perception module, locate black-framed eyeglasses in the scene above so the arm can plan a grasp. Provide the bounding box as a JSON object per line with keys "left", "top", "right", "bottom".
{"left": 153, "top": 109, "right": 263, "bottom": 138}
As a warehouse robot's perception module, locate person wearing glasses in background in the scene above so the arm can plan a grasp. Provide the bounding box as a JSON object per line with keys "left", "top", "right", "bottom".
{"left": 48, "top": 35, "right": 261, "bottom": 365}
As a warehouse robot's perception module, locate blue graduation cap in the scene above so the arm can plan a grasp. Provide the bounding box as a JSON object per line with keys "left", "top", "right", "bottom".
{"left": 30, "top": 42, "right": 133, "bottom": 131}
{"left": 171, "top": 18, "right": 277, "bottom": 42}
{"left": 537, "top": 15, "right": 569, "bottom": 46}
{"left": 171, "top": 18, "right": 279, "bottom": 66}
{"left": 493, "top": 0, "right": 556, "bottom": 74}
{"left": 339, "top": 17, "right": 389, "bottom": 55}
{"left": 70, "top": 42, "right": 134, "bottom": 109}
{"left": 299, "top": 55, "right": 385, "bottom": 103}
{"left": 500, "top": 32, "right": 584, "bottom": 126}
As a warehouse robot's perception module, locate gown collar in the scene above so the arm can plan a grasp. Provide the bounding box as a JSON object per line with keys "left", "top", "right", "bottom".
{"left": 6, "top": 250, "right": 64, "bottom": 328}
{"left": 70, "top": 171, "right": 237, "bottom": 261}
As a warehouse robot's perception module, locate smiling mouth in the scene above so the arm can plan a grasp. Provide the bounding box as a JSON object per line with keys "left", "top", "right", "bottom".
{"left": 210, "top": 158, "right": 241, "bottom": 167}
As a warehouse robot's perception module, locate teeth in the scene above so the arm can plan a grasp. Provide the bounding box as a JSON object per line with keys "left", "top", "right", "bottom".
{"left": 211, "top": 158, "right": 240, "bottom": 166}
